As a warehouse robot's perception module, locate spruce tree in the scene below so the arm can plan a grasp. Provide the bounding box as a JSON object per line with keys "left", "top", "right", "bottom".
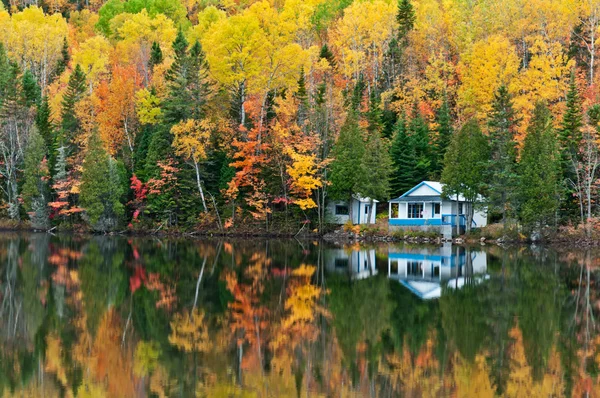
{"left": 329, "top": 113, "right": 365, "bottom": 207}
{"left": 408, "top": 104, "right": 433, "bottom": 179}
{"left": 21, "top": 69, "right": 40, "bottom": 107}
{"left": 55, "top": 37, "right": 70, "bottom": 78}
{"left": 22, "top": 127, "right": 50, "bottom": 229}
{"left": 519, "top": 102, "right": 561, "bottom": 232}
{"left": 559, "top": 73, "right": 584, "bottom": 222}
{"left": 441, "top": 119, "right": 490, "bottom": 233}
{"left": 487, "top": 85, "right": 519, "bottom": 227}
{"left": 60, "top": 64, "right": 87, "bottom": 144}
{"left": 356, "top": 132, "right": 392, "bottom": 222}
{"left": 36, "top": 96, "right": 54, "bottom": 154}
{"left": 296, "top": 67, "right": 309, "bottom": 128}
{"left": 366, "top": 89, "right": 383, "bottom": 136}
{"left": 397, "top": 0, "right": 415, "bottom": 43}
{"left": 432, "top": 97, "right": 452, "bottom": 177}
{"left": 162, "top": 32, "right": 208, "bottom": 124}
{"left": 390, "top": 115, "right": 420, "bottom": 197}
{"left": 0, "top": 44, "right": 11, "bottom": 98}
{"left": 79, "top": 131, "right": 125, "bottom": 231}
{"left": 149, "top": 41, "right": 163, "bottom": 70}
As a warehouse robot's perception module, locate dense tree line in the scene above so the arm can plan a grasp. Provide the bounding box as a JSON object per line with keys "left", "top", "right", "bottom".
{"left": 0, "top": 0, "right": 600, "bottom": 234}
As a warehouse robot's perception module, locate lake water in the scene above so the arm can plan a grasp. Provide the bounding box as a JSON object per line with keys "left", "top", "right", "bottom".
{"left": 0, "top": 233, "right": 597, "bottom": 397}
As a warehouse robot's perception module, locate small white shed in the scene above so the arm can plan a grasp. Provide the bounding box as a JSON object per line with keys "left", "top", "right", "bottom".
{"left": 327, "top": 196, "right": 378, "bottom": 225}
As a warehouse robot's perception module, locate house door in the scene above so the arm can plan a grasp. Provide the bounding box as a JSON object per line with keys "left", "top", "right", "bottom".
{"left": 364, "top": 205, "right": 371, "bottom": 223}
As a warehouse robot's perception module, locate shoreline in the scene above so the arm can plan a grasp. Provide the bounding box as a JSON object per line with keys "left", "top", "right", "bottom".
{"left": 3, "top": 221, "right": 600, "bottom": 247}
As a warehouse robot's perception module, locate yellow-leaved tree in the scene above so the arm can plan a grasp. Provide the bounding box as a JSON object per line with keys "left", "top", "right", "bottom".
{"left": 458, "top": 35, "right": 519, "bottom": 120}
{"left": 169, "top": 308, "right": 211, "bottom": 353}
{"left": 171, "top": 119, "right": 212, "bottom": 212}
{"left": 0, "top": 6, "right": 68, "bottom": 88}
{"left": 72, "top": 35, "right": 112, "bottom": 89}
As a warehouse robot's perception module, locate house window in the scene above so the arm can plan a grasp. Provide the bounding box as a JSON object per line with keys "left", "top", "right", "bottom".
{"left": 365, "top": 205, "right": 370, "bottom": 215}
{"left": 408, "top": 203, "right": 423, "bottom": 219}
{"left": 335, "top": 258, "right": 349, "bottom": 268}
{"left": 407, "top": 261, "right": 423, "bottom": 276}
{"left": 433, "top": 203, "right": 441, "bottom": 216}
{"left": 335, "top": 205, "right": 349, "bottom": 215}
{"left": 458, "top": 203, "right": 464, "bottom": 214}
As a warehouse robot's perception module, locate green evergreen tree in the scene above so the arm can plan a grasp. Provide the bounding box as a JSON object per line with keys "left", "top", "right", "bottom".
{"left": 366, "top": 89, "right": 383, "bottom": 136}
{"left": 149, "top": 41, "right": 163, "bottom": 70}
{"left": 559, "top": 73, "right": 584, "bottom": 222}
{"left": 408, "top": 104, "right": 433, "bottom": 179}
{"left": 295, "top": 67, "right": 309, "bottom": 128}
{"left": 441, "top": 119, "right": 490, "bottom": 233}
{"left": 397, "top": 0, "right": 415, "bottom": 42}
{"left": 329, "top": 113, "right": 365, "bottom": 221}
{"left": 60, "top": 64, "right": 87, "bottom": 144}
{"left": 349, "top": 74, "right": 365, "bottom": 112}
{"left": 21, "top": 69, "right": 41, "bottom": 107}
{"left": 432, "top": 97, "right": 452, "bottom": 177}
{"left": 79, "top": 131, "right": 125, "bottom": 231}
{"left": 55, "top": 37, "right": 70, "bottom": 79}
{"left": 355, "top": 132, "right": 392, "bottom": 222}
{"left": 36, "top": 96, "right": 54, "bottom": 156}
{"left": 519, "top": 102, "right": 561, "bottom": 233}
{"left": 0, "top": 44, "right": 11, "bottom": 98}
{"left": 389, "top": 115, "right": 420, "bottom": 197}
{"left": 487, "top": 85, "right": 519, "bottom": 228}
{"left": 22, "top": 127, "right": 50, "bottom": 229}
{"left": 162, "top": 34, "right": 210, "bottom": 124}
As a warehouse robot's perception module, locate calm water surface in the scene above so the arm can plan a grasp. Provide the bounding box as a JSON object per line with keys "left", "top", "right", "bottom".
{"left": 0, "top": 233, "right": 596, "bottom": 397}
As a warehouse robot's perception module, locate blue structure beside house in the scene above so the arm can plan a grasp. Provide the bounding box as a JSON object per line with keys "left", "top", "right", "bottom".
{"left": 388, "top": 181, "right": 486, "bottom": 236}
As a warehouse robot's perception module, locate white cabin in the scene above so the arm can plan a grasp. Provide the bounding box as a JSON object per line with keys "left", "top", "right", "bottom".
{"left": 388, "top": 181, "right": 487, "bottom": 236}
{"left": 327, "top": 196, "right": 378, "bottom": 225}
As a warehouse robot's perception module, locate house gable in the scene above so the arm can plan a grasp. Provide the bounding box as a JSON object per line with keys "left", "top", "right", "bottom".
{"left": 402, "top": 181, "right": 442, "bottom": 198}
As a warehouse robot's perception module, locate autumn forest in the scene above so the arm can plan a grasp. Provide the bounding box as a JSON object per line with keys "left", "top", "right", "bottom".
{"left": 2, "top": 0, "right": 600, "bottom": 233}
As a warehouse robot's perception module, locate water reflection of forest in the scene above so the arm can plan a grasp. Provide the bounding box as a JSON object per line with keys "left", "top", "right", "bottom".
{"left": 0, "top": 233, "right": 598, "bottom": 397}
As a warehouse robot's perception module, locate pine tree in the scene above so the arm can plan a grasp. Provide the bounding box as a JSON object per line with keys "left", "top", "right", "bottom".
{"left": 296, "top": 67, "right": 309, "bottom": 128}
{"left": 21, "top": 69, "right": 41, "bottom": 107}
{"left": 149, "top": 41, "right": 163, "bottom": 70}
{"left": 349, "top": 74, "right": 365, "bottom": 112}
{"left": 356, "top": 132, "right": 392, "bottom": 222}
{"left": 22, "top": 127, "right": 50, "bottom": 229}
{"left": 397, "top": 0, "right": 415, "bottom": 43}
{"left": 408, "top": 104, "right": 433, "bottom": 179}
{"left": 329, "top": 113, "right": 365, "bottom": 206}
{"left": 162, "top": 32, "right": 207, "bottom": 124}
{"left": 36, "top": 96, "right": 54, "bottom": 155}
{"left": 60, "top": 64, "right": 87, "bottom": 144}
{"left": 519, "top": 102, "right": 561, "bottom": 232}
{"left": 0, "top": 44, "right": 11, "bottom": 98}
{"left": 55, "top": 37, "right": 70, "bottom": 78}
{"left": 432, "top": 98, "right": 452, "bottom": 177}
{"left": 487, "top": 85, "right": 519, "bottom": 228}
{"left": 559, "top": 73, "right": 584, "bottom": 222}
{"left": 79, "top": 131, "right": 125, "bottom": 231}
{"left": 366, "top": 89, "right": 383, "bottom": 136}
{"left": 390, "top": 115, "right": 420, "bottom": 197}
{"left": 441, "top": 119, "right": 490, "bottom": 233}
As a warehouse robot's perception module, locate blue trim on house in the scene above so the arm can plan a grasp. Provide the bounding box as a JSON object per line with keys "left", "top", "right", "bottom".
{"left": 389, "top": 215, "right": 467, "bottom": 227}
{"left": 389, "top": 253, "right": 444, "bottom": 262}
{"left": 389, "top": 218, "right": 443, "bottom": 226}
{"left": 399, "top": 181, "right": 442, "bottom": 198}
{"left": 398, "top": 280, "right": 440, "bottom": 300}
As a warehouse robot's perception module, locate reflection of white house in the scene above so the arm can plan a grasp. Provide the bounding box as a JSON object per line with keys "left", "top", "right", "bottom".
{"left": 327, "top": 196, "right": 378, "bottom": 225}
{"left": 388, "top": 181, "right": 487, "bottom": 236}
{"left": 324, "top": 248, "right": 377, "bottom": 280}
{"left": 387, "top": 244, "right": 487, "bottom": 299}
